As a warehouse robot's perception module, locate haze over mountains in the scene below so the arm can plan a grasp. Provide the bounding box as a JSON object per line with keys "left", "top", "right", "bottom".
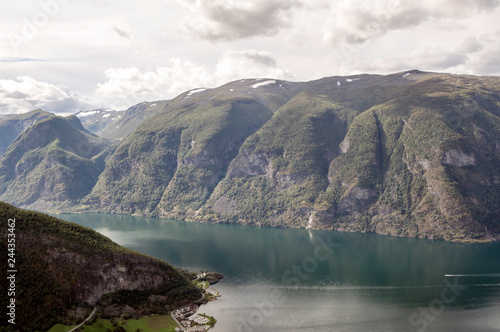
{"left": 1, "top": 70, "right": 499, "bottom": 242}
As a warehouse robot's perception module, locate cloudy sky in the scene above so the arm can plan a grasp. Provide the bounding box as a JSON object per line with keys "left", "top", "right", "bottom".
{"left": 1, "top": 0, "right": 499, "bottom": 115}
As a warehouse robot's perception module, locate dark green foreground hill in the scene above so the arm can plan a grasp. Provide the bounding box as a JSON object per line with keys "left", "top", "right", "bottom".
{"left": 1, "top": 71, "right": 500, "bottom": 242}
{"left": 0, "top": 201, "right": 200, "bottom": 332}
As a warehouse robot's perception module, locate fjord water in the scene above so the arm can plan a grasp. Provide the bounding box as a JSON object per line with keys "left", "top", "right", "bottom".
{"left": 56, "top": 213, "right": 500, "bottom": 332}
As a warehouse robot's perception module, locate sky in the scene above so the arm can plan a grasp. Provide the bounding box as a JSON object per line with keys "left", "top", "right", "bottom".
{"left": 0, "top": 0, "right": 499, "bottom": 115}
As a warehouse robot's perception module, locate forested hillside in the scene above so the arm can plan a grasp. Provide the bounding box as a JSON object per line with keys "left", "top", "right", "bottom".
{"left": 1, "top": 71, "right": 499, "bottom": 241}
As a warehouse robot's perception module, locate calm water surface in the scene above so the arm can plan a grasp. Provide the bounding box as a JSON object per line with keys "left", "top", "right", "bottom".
{"left": 55, "top": 213, "right": 500, "bottom": 332}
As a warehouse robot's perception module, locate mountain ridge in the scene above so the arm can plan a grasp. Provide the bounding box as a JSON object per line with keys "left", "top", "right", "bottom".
{"left": 1, "top": 70, "right": 499, "bottom": 242}
{"left": 0, "top": 109, "right": 54, "bottom": 157}
{"left": 0, "top": 114, "right": 115, "bottom": 211}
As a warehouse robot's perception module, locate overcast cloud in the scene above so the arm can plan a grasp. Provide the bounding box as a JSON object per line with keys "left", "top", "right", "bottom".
{"left": 0, "top": 76, "right": 89, "bottom": 114}
{"left": 95, "top": 50, "right": 293, "bottom": 110}
{"left": 176, "top": 0, "right": 302, "bottom": 40}
{"left": 0, "top": 0, "right": 499, "bottom": 114}
{"left": 324, "top": 0, "right": 499, "bottom": 44}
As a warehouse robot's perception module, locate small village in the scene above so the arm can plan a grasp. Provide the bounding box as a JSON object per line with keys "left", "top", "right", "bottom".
{"left": 172, "top": 304, "right": 210, "bottom": 332}
{"left": 172, "top": 272, "right": 222, "bottom": 332}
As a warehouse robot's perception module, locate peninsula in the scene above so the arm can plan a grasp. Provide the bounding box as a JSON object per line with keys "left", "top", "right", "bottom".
{"left": 0, "top": 201, "right": 221, "bottom": 332}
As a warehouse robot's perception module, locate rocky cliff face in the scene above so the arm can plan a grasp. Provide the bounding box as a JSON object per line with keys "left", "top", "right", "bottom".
{"left": 85, "top": 90, "right": 276, "bottom": 218}
{"left": 97, "top": 101, "right": 170, "bottom": 139}
{"left": 38, "top": 236, "right": 178, "bottom": 304}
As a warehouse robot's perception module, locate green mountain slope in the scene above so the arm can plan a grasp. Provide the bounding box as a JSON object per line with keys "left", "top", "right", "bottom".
{"left": 199, "top": 73, "right": 421, "bottom": 227}
{"left": 0, "top": 201, "right": 200, "bottom": 332}
{"left": 200, "top": 72, "right": 500, "bottom": 240}
{"left": 83, "top": 81, "right": 294, "bottom": 216}
{"left": 97, "top": 100, "right": 169, "bottom": 139}
{"left": 76, "top": 109, "right": 124, "bottom": 134}
{"left": 1, "top": 71, "right": 499, "bottom": 242}
{"left": 0, "top": 109, "right": 54, "bottom": 157}
{"left": 0, "top": 114, "right": 114, "bottom": 211}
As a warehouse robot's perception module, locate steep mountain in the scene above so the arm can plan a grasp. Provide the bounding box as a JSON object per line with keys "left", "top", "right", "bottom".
{"left": 82, "top": 71, "right": 500, "bottom": 241}
{"left": 0, "top": 201, "right": 201, "bottom": 332}
{"left": 76, "top": 102, "right": 166, "bottom": 140}
{"left": 2, "top": 71, "right": 500, "bottom": 242}
{"left": 0, "top": 114, "right": 114, "bottom": 211}
{"left": 0, "top": 109, "right": 54, "bottom": 156}
{"left": 76, "top": 108, "right": 124, "bottom": 134}
{"left": 203, "top": 72, "right": 500, "bottom": 241}
{"left": 97, "top": 100, "right": 169, "bottom": 139}
{"left": 83, "top": 80, "right": 298, "bottom": 216}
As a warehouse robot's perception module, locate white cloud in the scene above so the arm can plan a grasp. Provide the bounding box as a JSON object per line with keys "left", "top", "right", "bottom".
{"left": 95, "top": 50, "right": 294, "bottom": 109}
{"left": 95, "top": 59, "right": 214, "bottom": 109}
{"left": 0, "top": 76, "right": 89, "bottom": 114}
{"left": 215, "top": 50, "right": 294, "bottom": 82}
{"left": 176, "top": 0, "right": 302, "bottom": 40}
{"left": 324, "top": 0, "right": 500, "bottom": 45}
{"left": 402, "top": 48, "right": 468, "bottom": 71}
{"left": 111, "top": 24, "right": 132, "bottom": 40}
{"left": 1, "top": 0, "right": 499, "bottom": 116}
{"left": 334, "top": 46, "right": 472, "bottom": 76}
{"left": 470, "top": 47, "right": 500, "bottom": 74}
{"left": 458, "top": 36, "right": 483, "bottom": 53}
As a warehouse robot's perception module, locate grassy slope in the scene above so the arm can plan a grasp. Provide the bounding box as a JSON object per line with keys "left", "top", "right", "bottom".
{"left": 48, "top": 314, "right": 178, "bottom": 332}
{"left": 0, "top": 109, "right": 54, "bottom": 156}
{"left": 0, "top": 115, "right": 112, "bottom": 209}
{"left": 98, "top": 101, "right": 170, "bottom": 139}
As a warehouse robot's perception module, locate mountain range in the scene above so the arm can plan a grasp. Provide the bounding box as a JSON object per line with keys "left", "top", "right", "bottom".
{"left": 1, "top": 70, "right": 499, "bottom": 242}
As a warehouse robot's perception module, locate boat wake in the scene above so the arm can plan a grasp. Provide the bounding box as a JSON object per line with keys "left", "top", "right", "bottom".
{"left": 444, "top": 274, "right": 500, "bottom": 277}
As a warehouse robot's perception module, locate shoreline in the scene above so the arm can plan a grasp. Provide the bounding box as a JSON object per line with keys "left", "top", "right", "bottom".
{"left": 48, "top": 271, "right": 223, "bottom": 332}
{"left": 171, "top": 271, "right": 223, "bottom": 331}
{"left": 48, "top": 209, "right": 500, "bottom": 244}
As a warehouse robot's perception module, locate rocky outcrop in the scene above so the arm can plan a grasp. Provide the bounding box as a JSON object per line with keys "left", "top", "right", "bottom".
{"left": 226, "top": 149, "right": 273, "bottom": 178}
{"left": 441, "top": 149, "right": 476, "bottom": 167}
{"left": 338, "top": 186, "right": 374, "bottom": 214}
{"left": 44, "top": 244, "right": 174, "bottom": 304}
